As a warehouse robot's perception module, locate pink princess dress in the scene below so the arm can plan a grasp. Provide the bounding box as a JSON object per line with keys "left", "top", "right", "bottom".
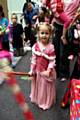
{"left": 30, "top": 41, "right": 56, "bottom": 110}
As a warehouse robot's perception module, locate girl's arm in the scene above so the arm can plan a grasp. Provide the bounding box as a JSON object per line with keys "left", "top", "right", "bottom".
{"left": 29, "top": 45, "right": 37, "bottom": 75}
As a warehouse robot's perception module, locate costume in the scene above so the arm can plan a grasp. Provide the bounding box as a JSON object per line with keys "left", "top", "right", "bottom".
{"left": 42, "top": 0, "right": 77, "bottom": 79}
{"left": 42, "top": 0, "right": 80, "bottom": 28}
{"left": 61, "top": 21, "right": 80, "bottom": 108}
{"left": 9, "top": 23, "right": 24, "bottom": 56}
{"left": 69, "top": 21, "right": 80, "bottom": 79}
{"left": 30, "top": 41, "right": 56, "bottom": 110}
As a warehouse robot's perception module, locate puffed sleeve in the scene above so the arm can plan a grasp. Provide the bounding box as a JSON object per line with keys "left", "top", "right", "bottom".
{"left": 30, "top": 45, "right": 37, "bottom": 74}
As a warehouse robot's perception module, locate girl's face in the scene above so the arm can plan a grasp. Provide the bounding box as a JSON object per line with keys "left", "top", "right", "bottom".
{"left": 11, "top": 15, "right": 17, "bottom": 24}
{"left": 38, "top": 25, "right": 51, "bottom": 45}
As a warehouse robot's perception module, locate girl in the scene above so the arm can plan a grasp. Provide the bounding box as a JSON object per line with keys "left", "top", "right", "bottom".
{"left": 41, "top": 0, "right": 80, "bottom": 44}
{"left": 29, "top": 22, "right": 56, "bottom": 110}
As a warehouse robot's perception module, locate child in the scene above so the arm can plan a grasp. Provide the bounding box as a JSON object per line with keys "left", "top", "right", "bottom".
{"left": 41, "top": 0, "right": 80, "bottom": 44}
{"left": 10, "top": 13, "right": 24, "bottom": 56}
{"left": 29, "top": 22, "right": 56, "bottom": 110}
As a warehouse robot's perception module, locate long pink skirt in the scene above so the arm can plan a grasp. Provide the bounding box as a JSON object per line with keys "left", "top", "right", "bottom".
{"left": 30, "top": 70, "right": 56, "bottom": 110}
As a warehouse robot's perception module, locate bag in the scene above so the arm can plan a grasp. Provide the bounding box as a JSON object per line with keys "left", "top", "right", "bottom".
{"left": 61, "top": 81, "right": 71, "bottom": 108}
{"left": 70, "top": 79, "right": 80, "bottom": 120}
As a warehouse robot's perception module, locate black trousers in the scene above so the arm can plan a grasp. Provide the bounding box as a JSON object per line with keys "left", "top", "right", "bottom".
{"left": 52, "top": 22, "right": 70, "bottom": 78}
{"left": 2, "top": 40, "right": 10, "bottom": 51}
{"left": 70, "top": 60, "right": 80, "bottom": 79}
{"left": 24, "top": 25, "right": 36, "bottom": 47}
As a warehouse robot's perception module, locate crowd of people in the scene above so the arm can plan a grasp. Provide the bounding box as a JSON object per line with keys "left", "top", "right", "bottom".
{"left": 0, "top": 0, "right": 80, "bottom": 112}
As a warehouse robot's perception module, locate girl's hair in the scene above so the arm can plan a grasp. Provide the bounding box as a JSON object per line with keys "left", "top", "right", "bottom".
{"left": 37, "top": 22, "right": 53, "bottom": 33}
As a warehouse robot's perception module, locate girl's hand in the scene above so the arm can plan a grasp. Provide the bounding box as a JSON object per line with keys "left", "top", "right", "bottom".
{"left": 41, "top": 70, "right": 50, "bottom": 77}
{"left": 28, "top": 71, "right": 34, "bottom": 80}
{"left": 68, "top": 55, "right": 74, "bottom": 60}
{"left": 28, "top": 71, "right": 33, "bottom": 76}
{"left": 28, "top": 76, "right": 34, "bottom": 81}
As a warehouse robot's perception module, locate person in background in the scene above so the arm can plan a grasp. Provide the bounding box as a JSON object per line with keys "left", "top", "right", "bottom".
{"left": 36, "top": 6, "right": 48, "bottom": 23}
{"left": 21, "top": 2, "right": 39, "bottom": 47}
{"left": 68, "top": 9, "right": 80, "bottom": 79}
{"left": 10, "top": 13, "right": 24, "bottom": 57}
{"left": 0, "top": 4, "right": 10, "bottom": 51}
{"left": 22, "top": 0, "right": 37, "bottom": 14}
{"left": 42, "top": 0, "right": 80, "bottom": 44}
{"left": 29, "top": 22, "right": 56, "bottom": 110}
{"left": 22, "top": 0, "right": 31, "bottom": 13}
{"left": 41, "top": 0, "right": 79, "bottom": 81}
{"left": 35, "top": 6, "right": 52, "bottom": 24}
{"left": 0, "top": 17, "right": 12, "bottom": 85}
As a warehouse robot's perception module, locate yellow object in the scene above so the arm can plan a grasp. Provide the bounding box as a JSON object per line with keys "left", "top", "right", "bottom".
{"left": 0, "top": 58, "right": 13, "bottom": 79}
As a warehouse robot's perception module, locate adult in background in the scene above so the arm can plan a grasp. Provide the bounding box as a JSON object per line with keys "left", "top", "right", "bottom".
{"left": 41, "top": 0, "right": 76, "bottom": 81}
{"left": 21, "top": 2, "right": 39, "bottom": 47}
{"left": 68, "top": 9, "right": 80, "bottom": 79}
{"left": 22, "top": 0, "right": 37, "bottom": 14}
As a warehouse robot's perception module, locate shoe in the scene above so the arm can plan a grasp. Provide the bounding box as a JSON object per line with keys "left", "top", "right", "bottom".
{"left": 60, "top": 78, "right": 67, "bottom": 82}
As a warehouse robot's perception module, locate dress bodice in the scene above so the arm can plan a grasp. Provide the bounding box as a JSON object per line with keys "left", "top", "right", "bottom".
{"left": 32, "top": 42, "right": 55, "bottom": 72}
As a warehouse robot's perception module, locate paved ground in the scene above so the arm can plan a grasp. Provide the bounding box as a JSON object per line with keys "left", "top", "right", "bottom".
{"left": 0, "top": 51, "right": 69, "bottom": 120}
{"left": 11, "top": 45, "right": 31, "bottom": 67}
